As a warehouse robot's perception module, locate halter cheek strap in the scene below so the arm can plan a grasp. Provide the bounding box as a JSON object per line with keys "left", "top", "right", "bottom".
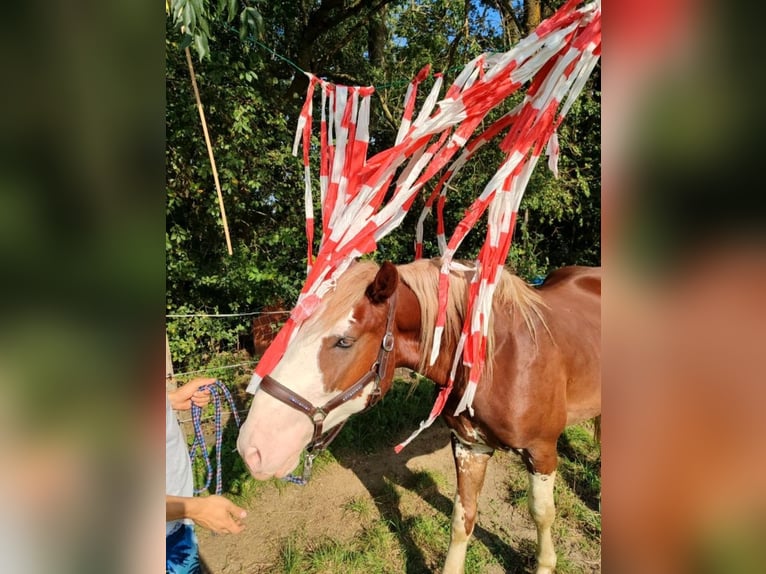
{"left": 257, "top": 290, "right": 398, "bottom": 481}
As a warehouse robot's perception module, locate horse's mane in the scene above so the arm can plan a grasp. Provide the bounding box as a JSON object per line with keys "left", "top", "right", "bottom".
{"left": 397, "top": 258, "right": 548, "bottom": 376}
{"left": 301, "top": 261, "right": 379, "bottom": 338}
{"left": 305, "top": 258, "right": 547, "bottom": 380}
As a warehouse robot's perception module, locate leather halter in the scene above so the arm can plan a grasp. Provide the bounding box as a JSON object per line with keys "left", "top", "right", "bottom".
{"left": 258, "top": 290, "right": 398, "bottom": 456}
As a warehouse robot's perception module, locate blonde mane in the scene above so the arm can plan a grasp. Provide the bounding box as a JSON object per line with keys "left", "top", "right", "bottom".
{"left": 301, "top": 258, "right": 548, "bottom": 381}
{"left": 397, "top": 259, "right": 548, "bottom": 376}
{"left": 300, "top": 261, "right": 379, "bottom": 338}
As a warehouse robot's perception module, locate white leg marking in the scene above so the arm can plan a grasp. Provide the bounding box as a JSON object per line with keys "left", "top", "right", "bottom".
{"left": 444, "top": 437, "right": 492, "bottom": 574}
{"left": 528, "top": 471, "right": 557, "bottom": 574}
{"left": 443, "top": 493, "right": 468, "bottom": 574}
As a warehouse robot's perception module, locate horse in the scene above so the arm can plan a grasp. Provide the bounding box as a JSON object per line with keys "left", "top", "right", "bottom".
{"left": 237, "top": 258, "right": 601, "bottom": 574}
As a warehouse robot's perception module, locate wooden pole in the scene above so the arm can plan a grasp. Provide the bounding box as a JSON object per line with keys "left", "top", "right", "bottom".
{"left": 185, "top": 47, "right": 234, "bottom": 256}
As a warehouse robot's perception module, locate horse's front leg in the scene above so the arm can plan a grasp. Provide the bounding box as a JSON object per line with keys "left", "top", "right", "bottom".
{"left": 443, "top": 434, "right": 494, "bottom": 574}
{"left": 525, "top": 443, "right": 559, "bottom": 574}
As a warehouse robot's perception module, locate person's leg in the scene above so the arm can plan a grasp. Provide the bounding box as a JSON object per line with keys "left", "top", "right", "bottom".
{"left": 166, "top": 524, "right": 201, "bottom": 574}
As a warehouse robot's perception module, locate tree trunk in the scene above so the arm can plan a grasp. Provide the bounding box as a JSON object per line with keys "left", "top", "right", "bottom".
{"left": 491, "top": 0, "right": 523, "bottom": 45}
{"left": 368, "top": 5, "right": 387, "bottom": 68}
{"left": 525, "top": 0, "right": 542, "bottom": 32}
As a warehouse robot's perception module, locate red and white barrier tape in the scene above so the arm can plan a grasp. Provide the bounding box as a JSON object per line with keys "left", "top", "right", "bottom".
{"left": 249, "top": 1, "right": 601, "bottom": 453}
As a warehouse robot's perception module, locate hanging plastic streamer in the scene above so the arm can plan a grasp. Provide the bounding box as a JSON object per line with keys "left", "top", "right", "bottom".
{"left": 248, "top": 0, "right": 601, "bottom": 452}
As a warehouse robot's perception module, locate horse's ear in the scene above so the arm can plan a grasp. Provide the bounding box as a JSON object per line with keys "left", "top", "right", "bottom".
{"left": 366, "top": 261, "right": 398, "bottom": 304}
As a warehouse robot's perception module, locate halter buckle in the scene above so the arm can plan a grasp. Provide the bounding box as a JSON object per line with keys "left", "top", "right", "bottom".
{"left": 382, "top": 332, "right": 394, "bottom": 352}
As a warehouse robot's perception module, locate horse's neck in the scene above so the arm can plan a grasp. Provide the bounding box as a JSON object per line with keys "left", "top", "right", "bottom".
{"left": 395, "top": 265, "right": 465, "bottom": 388}
{"left": 397, "top": 288, "right": 456, "bottom": 386}
{"left": 421, "top": 350, "right": 457, "bottom": 388}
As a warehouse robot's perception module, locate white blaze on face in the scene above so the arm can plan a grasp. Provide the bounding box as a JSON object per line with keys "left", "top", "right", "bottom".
{"left": 238, "top": 307, "right": 375, "bottom": 479}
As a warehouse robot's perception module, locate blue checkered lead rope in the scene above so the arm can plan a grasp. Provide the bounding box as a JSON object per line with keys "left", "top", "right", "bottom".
{"left": 189, "top": 380, "right": 241, "bottom": 495}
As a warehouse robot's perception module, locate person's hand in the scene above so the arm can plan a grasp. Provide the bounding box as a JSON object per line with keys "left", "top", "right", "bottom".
{"left": 168, "top": 377, "right": 214, "bottom": 411}
{"left": 186, "top": 495, "right": 247, "bottom": 534}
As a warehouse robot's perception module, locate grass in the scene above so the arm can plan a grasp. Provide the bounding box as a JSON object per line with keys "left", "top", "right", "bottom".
{"left": 272, "top": 520, "right": 404, "bottom": 573}
{"left": 491, "top": 423, "right": 602, "bottom": 573}
{"left": 277, "top": 533, "right": 304, "bottom": 574}
{"left": 411, "top": 468, "right": 449, "bottom": 495}
{"left": 550, "top": 424, "right": 602, "bottom": 572}
{"left": 267, "top": 492, "right": 505, "bottom": 574}
{"left": 555, "top": 424, "right": 602, "bottom": 542}
{"left": 343, "top": 496, "right": 374, "bottom": 520}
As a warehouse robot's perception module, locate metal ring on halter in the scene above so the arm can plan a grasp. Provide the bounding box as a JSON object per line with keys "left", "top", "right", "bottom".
{"left": 311, "top": 408, "right": 327, "bottom": 423}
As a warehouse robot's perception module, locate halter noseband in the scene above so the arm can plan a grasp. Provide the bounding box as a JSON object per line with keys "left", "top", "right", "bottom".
{"left": 257, "top": 290, "right": 398, "bottom": 477}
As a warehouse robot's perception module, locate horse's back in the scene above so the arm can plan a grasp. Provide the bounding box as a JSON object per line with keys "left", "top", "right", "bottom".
{"left": 539, "top": 265, "right": 601, "bottom": 298}
{"left": 536, "top": 265, "right": 601, "bottom": 321}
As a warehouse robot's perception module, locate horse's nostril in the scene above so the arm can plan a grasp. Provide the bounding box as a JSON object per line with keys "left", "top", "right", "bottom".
{"left": 244, "top": 447, "right": 262, "bottom": 472}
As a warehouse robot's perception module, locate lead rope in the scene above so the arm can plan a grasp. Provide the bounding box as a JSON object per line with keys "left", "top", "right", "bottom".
{"left": 190, "top": 380, "right": 241, "bottom": 495}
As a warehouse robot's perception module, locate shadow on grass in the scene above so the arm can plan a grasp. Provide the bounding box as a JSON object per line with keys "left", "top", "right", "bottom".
{"left": 326, "top": 378, "right": 525, "bottom": 574}
{"left": 556, "top": 426, "right": 602, "bottom": 512}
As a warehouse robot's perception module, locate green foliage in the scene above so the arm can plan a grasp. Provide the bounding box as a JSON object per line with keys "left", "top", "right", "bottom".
{"left": 167, "top": 311, "right": 248, "bottom": 371}
{"left": 167, "top": 0, "right": 264, "bottom": 60}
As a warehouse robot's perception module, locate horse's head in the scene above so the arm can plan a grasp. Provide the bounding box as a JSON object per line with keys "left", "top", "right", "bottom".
{"left": 237, "top": 261, "right": 417, "bottom": 479}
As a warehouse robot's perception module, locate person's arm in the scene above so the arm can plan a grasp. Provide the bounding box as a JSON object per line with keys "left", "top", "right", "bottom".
{"left": 166, "top": 494, "right": 247, "bottom": 534}
{"left": 168, "top": 377, "right": 215, "bottom": 411}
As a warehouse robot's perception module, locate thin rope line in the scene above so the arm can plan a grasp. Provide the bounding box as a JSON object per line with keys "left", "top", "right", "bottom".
{"left": 238, "top": 32, "right": 502, "bottom": 91}
{"left": 251, "top": 38, "right": 309, "bottom": 76}
{"left": 172, "top": 361, "right": 257, "bottom": 378}
{"left": 167, "top": 310, "right": 289, "bottom": 318}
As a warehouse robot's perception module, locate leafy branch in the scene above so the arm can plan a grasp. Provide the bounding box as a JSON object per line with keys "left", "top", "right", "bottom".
{"left": 167, "top": 0, "right": 264, "bottom": 60}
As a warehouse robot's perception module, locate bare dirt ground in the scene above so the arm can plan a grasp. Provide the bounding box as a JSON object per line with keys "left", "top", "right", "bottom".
{"left": 196, "top": 423, "right": 600, "bottom": 573}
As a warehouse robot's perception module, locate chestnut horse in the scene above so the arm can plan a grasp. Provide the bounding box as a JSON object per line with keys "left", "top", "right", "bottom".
{"left": 237, "top": 258, "right": 600, "bottom": 574}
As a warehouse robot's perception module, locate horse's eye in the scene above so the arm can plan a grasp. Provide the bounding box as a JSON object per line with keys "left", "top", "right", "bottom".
{"left": 335, "top": 337, "right": 353, "bottom": 349}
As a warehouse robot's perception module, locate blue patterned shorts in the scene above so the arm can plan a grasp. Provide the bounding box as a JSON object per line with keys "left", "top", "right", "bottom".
{"left": 166, "top": 524, "right": 200, "bottom": 574}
